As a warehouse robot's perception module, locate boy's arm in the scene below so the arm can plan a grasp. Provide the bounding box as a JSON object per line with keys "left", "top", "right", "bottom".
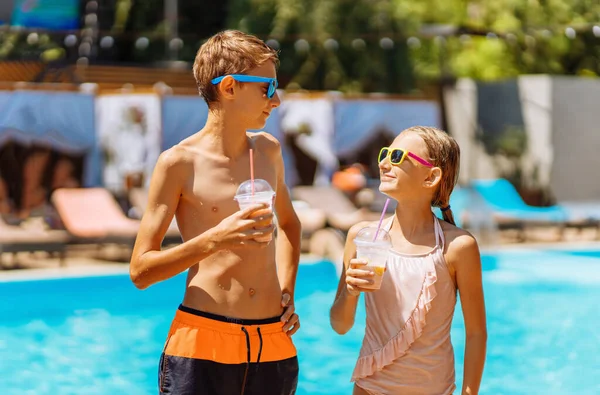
{"left": 129, "top": 148, "right": 216, "bottom": 289}
{"left": 265, "top": 134, "right": 302, "bottom": 334}
{"left": 129, "top": 148, "right": 270, "bottom": 289}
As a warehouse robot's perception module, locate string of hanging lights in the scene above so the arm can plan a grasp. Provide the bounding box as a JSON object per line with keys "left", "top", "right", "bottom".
{"left": 255, "top": 22, "right": 600, "bottom": 54}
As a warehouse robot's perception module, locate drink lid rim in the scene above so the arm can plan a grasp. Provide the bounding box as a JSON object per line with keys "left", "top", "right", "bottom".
{"left": 234, "top": 191, "right": 276, "bottom": 200}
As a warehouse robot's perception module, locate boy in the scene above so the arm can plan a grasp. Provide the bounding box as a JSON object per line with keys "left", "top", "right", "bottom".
{"left": 130, "top": 30, "right": 302, "bottom": 395}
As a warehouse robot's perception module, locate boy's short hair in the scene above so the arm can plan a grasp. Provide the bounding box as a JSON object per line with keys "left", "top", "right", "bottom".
{"left": 193, "top": 30, "right": 279, "bottom": 105}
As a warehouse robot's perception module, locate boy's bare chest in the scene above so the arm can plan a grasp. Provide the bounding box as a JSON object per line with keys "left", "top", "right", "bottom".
{"left": 183, "top": 159, "right": 277, "bottom": 209}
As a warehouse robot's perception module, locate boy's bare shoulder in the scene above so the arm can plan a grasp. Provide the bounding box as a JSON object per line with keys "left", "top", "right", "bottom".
{"left": 155, "top": 144, "right": 195, "bottom": 176}
{"left": 249, "top": 131, "right": 282, "bottom": 156}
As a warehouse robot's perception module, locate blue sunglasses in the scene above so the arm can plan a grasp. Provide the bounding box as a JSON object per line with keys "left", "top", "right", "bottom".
{"left": 211, "top": 74, "right": 278, "bottom": 98}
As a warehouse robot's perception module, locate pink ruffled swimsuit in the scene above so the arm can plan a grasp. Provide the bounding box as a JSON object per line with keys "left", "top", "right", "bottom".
{"left": 353, "top": 216, "right": 457, "bottom": 395}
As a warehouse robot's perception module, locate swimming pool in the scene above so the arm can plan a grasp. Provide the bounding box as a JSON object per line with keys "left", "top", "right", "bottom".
{"left": 1, "top": 247, "right": 599, "bottom": 394}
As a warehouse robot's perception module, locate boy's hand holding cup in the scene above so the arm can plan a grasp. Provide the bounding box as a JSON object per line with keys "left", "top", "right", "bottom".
{"left": 234, "top": 179, "right": 276, "bottom": 243}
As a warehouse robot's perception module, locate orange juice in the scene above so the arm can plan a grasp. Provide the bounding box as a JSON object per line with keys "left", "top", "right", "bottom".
{"left": 249, "top": 206, "right": 274, "bottom": 242}
{"left": 354, "top": 227, "right": 391, "bottom": 291}
{"left": 362, "top": 264, "right": 385, "bottom": 290}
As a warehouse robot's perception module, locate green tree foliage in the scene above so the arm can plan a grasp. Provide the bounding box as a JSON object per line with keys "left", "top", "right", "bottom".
{"left": 227, "top": 0, "right": 418, "bottom": 93}
{"left": 2, "top": 0, "right": 600, "bottom": 90}
{"left": 409, "top": 0, "right": 600, "bottom": 79}
{"left": 227, "top": 0, "right": 600, "bottom": 91}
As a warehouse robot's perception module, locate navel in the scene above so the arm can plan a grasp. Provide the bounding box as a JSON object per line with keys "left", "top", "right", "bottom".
{"left": 249, "top": 287, "right": 256, "bottom": 297}
{"left": 211, "top": 206, "right": 218, "bottom": 213}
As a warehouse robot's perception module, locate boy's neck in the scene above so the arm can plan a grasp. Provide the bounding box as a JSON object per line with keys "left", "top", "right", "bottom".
{"left": 201, "top": 108, "right": 249, "bottom": 158}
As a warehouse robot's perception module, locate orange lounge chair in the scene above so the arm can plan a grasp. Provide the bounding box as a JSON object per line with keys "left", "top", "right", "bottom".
{"left": 51, "top": 188, "right": 141, "bottom": 247}
{"left": 292, "top": 186, "right": 381, "bottom": 232}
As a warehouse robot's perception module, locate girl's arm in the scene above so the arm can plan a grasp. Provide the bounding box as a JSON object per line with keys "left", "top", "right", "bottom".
{"left": 449, "top": 233, "right": 487, "bottom": 395}
{"left": 330, "top": 222, "right": 370, "bottom": 334}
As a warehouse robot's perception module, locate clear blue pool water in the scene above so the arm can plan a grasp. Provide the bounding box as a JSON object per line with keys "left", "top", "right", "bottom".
{"left": 1, "top": 248, "right": 599, "bottom": 394}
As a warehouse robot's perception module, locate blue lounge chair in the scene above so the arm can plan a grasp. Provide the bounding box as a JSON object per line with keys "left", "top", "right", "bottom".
{"left": 471, "top": 179, "right": 568, "bottom": 222}
{"left": 434, "top": 185, "right": 523, "bottom": 238}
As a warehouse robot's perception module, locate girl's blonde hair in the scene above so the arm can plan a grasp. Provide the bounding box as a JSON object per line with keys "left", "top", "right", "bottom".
{"left": 405, "top": 126, "right": 460, "bottom": 225}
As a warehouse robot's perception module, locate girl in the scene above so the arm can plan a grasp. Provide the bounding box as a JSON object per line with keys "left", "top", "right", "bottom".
{"left": 330, "top": 126, "right": 487, "bottom": 395}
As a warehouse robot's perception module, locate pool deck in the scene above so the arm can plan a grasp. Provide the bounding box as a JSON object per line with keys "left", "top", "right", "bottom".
{"left": 1, "top": 226, "right": 599, "bottom": 282}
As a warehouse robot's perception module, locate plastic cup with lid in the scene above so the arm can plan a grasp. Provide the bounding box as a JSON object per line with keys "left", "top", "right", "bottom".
{"left": 234, "top": 179, "right": 276, "bottom": 242}
{"left": 353, "top": 227, "right": 392, "bottom": 290}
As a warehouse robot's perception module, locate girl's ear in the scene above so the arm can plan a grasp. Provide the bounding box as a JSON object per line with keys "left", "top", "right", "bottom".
{"left": 423, "top": 167, "right": 442, "bottom": 189}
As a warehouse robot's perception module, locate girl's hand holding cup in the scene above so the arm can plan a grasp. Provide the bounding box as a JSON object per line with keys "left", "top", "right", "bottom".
{"left": 346, "top": 258, "right": 376, "bottom": 296}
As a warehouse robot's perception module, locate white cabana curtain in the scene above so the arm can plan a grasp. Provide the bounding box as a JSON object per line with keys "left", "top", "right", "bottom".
{"left": 279, "top": 97, "right": 338, "bottom": 186}
{"left": 95, "top": 93, "right": 162, "bottom": 193}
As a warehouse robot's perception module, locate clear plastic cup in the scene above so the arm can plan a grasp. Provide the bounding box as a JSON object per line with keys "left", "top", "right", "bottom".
{"left": 354, "top": 227, "right": 392, "bottom": 290}
{"left": 234, "top": 179, "right": 276, "bottom": 242}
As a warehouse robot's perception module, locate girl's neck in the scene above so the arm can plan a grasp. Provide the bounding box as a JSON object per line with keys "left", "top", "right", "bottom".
{"left": 391, "top": 199, "right": 435, "bottom": 240}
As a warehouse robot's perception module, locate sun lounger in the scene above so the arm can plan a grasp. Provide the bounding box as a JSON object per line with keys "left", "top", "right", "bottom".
{"left": 469, "top": 178, "right": 600, "bottom": 241}
{"left": 291, "top": 186, "right": 381, "bottom": 232}
{"left": 433, "top": 186, "right": 525, "bottom": 243}
{"left": 51, "top": 188, "right": 141, "bottom": 248}
{"left": 0, "top": 216, "right": 68, "bottom": 267}
{"left": 471, "top": 179, "right": 568, "bottom": 222}
{"left": 291, "top": 200, "right": 327, "bottom": 251}
{"left": 292, "top": 201, "right": 327, "bottom": 233}
{"left": 556, "top": 201, "right": 600, "bottom": 239}
{"left": 559, "top": 201, "right": 600, "bottom": 221}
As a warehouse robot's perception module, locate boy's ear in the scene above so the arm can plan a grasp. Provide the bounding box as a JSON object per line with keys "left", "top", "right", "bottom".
{"left": 218, "top": 76, "right": 236, "bottom": 100}
{"left": 423, "top": 167, "right": 442, "bottom": 189}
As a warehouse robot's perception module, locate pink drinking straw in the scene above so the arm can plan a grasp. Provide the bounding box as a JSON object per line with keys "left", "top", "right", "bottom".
{"left": 249, "top": 148, "right": 255, "bottom": 195}
{"left": 373, "top": 198, "right": 391, "bottom": 241}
